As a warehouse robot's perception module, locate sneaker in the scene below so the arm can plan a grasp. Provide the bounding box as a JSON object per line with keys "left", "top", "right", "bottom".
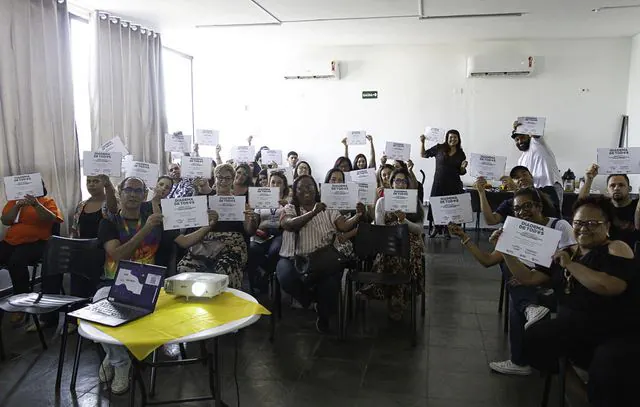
{"left": 524, "top": 305, "right": 550, "bottom": 330}
{"left": 163, "top": 343, "right": 181, "bottom": 358}
{"left": 489, "top": 360, "right": 532, "bottom": 376}
{"left": 110, "top": 361, "right": 131, "bottom": 395}
{"left": 316, "top": 317, "right": 330, "bottom": 334}
{"left": 98, "top": 357, "right": 114, "bottom": 383}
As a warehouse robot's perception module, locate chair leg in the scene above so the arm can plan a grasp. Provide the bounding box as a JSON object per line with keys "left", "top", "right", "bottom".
{"left": 498, "top": 278, "right": 506, "bottom": 313}
{"left": 275, "top": 277, "right": 282, "bottom": 320}
{"left": 179, "top": 343, "right": 187, "bottom": 359}
{"left": 70, "top": 335, "right": 83, "bottom": 392}
{"left": 558, "top": 357, "right": 567, "bottom": 407}
{"left": 33, "top": 314, "right": 47, "bottom": 350}
{"left": 0, "top": 310, "right": 5, "bottom": 361}
{"left": 55, "top": 315, "right": 69, "bottom": 389}
{"left": 410, "top": 281, "right": 417, "bottom": 347}
{"left": 503, "top": 293, "right": 510, "bottom": 334}
{"left": 337, "top": 274, "right": 344, "bottom": 341}
{"left": 421, "top": 256, "right": 426, "bottom": 318}
{"left": 540, "top": 373, "right": 552, "bottom": 407}
{"left": 149, "top": 349, "right": 158, "bottom": 397}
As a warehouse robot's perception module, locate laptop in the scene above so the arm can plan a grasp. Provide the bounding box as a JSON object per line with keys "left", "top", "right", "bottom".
{"left": 69, "top": 260, "right": 166, "bottom": 327}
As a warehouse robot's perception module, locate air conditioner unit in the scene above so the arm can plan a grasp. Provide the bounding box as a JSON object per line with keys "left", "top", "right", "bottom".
{"left": 467, "top": 55, "right": 535, "bottom": 78}
{"left": 283, "top": 61, "right": 341, "bottom": 80}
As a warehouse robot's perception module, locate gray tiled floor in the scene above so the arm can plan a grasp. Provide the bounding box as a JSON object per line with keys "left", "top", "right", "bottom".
{"left": 0, "top": 232, "right": 590, "bottom": 407}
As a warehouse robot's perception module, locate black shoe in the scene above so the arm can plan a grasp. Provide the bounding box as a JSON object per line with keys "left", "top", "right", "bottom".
{"left": 428, "top": 227, "right": 438, "bottom": 238}
{"left": 315, "top": 317, "right": 331, "bottom": 334}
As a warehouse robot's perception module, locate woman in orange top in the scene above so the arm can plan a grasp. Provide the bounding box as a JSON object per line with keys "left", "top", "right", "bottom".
{"left": 0, "top": 182, "right": 63, "bottom": 306}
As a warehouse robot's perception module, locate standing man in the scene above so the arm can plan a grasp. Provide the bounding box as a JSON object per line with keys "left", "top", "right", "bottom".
{"left": 579, "top": 164, "right": 640, "bottom": 249}
{"left": 511, "top": 121, "right": 563, "bottom": 207}
{"left": 167, "top": 162, "right": 195, "bottom": 198}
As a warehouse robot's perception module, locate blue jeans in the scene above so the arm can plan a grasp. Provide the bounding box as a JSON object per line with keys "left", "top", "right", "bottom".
{"left": 246, "top": 235, "right": 282, "bottom": 289}
{"left": 276, "top": 257, "right": 341, "bottom": 322}
{"left": 93, "top": 285, "right": 130, "bottom": 368}
{"left": 500, "top": 262, "right": 538, "bottom": 366}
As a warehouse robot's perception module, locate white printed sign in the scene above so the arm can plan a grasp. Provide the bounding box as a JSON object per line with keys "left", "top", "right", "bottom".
{"left": 468, "top": 153, "right": 508, "bottom": 180}
{"left": 347, "top": 131, "right": 367, "bottom": 145}
{"left": 164, "top": 133, "right": 191, "bottom": 153}
{"left": 430, "top": 193, "right": 473, "bottom": 225}
{"left": 249, "top": 187, "right": 280, "bottom": 209}
{"left": 321, "top": 183, "right": 358, "bottom": 210}
{"left": 349, "top": 168, "right": 376, "bottom": 184}
{"left": 161, "top": 196, "right": 209, "bottom": 231}
{"left": 495, "top": 216, "right": 562, "bottom": 268}
{"left": 355, "top": 183, "right": 377, "bottom": 205}
{"left": 99, "top": 136, "right": 129, "bottom": 155}
{"left": 516, "top": 116, "right": 546, "bottom": 137}
{"left": 262, "top": 150, "right": 283, "bottom": 165}
{"left": 83, "top": 151, "right": 123, "bottom": 177}
{"left": 195, "top": 129, "right": 219, "bottom": 146}
{"left": 124, "top": 161, "right": 159, "bottom": 187}
{"left": 208, "top": 195, "right": 246, "bottom": 222}
{"left": 4, "top": 173, "right": 44, "bottom": 201}
{"left": 596, "top": 148, "right": 640, "bottom": 174}
{"left": 232, "top": 146, "right": 256, "bottom": 163}
{"left": 424, "top": 127, "right": 446, "bottom": 143}
{"left": 268, "top": 167, "right": 294, "bottom": 185}
{"left": 181, "top": 156, "right": 213, "bottom": 178}
{"left": 385, "top": 142, "right": 411, "bottom": 162}
{"left": 383, "top": 189, "right": 418, "bottom": 213}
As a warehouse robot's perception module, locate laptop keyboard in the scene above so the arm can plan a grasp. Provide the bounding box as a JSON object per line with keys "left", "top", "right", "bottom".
{"left": 91, "top": 302, "right": 140, "bottom": 320}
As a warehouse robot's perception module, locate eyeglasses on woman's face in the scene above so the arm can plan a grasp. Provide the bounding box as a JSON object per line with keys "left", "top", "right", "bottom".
{"left": 122, "top": 187, "right": 145, "bottom": 196}
{"left": 513, "top": 201, "right": 536, "bottom": 213}
{"left": 572, "top": 220, "right": 607, "bottom": 230}
{"left": 216, "top": 175, "right": 233, "bottom": 183}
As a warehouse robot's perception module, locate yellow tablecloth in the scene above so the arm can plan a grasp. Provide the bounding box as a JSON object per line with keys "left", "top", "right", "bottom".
{"left": 90, "top": 290, "right": 270, "bottom": 360}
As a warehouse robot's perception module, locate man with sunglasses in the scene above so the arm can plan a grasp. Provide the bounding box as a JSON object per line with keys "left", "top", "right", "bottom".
{"left": 578, "top": 164, "right": 640, "bottom": 249}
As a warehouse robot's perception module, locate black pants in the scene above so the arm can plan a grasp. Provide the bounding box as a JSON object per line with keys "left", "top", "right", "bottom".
{"left": 524, "top": 309, "right": 640, "bottom": 407}
{"left": 0, "top": 240, "right": 47, "bottom": 294}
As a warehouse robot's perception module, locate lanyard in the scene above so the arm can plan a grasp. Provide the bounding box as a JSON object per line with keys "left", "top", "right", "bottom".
{"left": 121, "top": 217, "right": 142, "bottom": 237}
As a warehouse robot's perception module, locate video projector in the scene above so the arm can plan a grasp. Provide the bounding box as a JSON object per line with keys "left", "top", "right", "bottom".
{"left": 164, "top": 273, "right": 228, "bottom": 299}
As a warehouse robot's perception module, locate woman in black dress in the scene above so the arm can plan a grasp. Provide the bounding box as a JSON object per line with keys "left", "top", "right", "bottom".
{"left": 420, "top": 129, "right": 468, "bottom": 238}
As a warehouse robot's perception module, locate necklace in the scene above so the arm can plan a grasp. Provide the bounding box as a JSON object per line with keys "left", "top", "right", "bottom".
{"left": 563, "top": 249, "right": 580, "bottom": 294}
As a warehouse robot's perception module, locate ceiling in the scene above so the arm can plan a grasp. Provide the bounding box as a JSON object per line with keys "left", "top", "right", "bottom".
{"left": 70, "top": 0, "right": 640, "bottom": 47}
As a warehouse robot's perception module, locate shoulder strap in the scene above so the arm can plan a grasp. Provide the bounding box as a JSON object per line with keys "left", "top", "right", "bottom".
{"left": 550, "top": 218, "right": 561, "bottom": 229}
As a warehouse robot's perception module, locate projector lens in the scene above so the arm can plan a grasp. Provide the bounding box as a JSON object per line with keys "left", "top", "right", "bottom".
{"left": 191, "top": 282, "right": 206, "bottom": 297}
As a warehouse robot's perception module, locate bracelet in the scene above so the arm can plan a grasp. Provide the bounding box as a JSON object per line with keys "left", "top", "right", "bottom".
{"left": 461, "top": 237, "right": 471, "bottom": 245}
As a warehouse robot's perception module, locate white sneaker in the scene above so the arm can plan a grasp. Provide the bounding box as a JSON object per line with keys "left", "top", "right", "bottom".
{"left": 524, "top": 305, "right": 550, "bottom": 330}
{"left": 163, "top": 343, "right": 181, "bottom": 358}
{"left": 489, "top": 360, "right": 532, "bottom": 376}
{"left": 98, "top": 357, "right": 114, "bottom": 383}
{"left": 110, "top": 361, "right": 131, "bottom": 395}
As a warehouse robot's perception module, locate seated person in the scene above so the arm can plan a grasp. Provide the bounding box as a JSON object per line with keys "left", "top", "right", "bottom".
{"left": 323, "top": 168, "right": 373, "bottom": 241}
{"left": 256, "top": 169, "right": 269, "bottom": 187}
{"left": 358, "top": 168, "right": 425, "bottom": 321}
{"left": 579, "top": 164, "right": 639, "bottom": 249}
{"left": 376, "top": 164, "right": 394, "bottom": 198}
{"left": 141, "top": 175, "right": 174, "bottom": 215}
{"left": 177, "top": 164, "right": 257, "bottom": 289}
{"left": 0, "top": 181, "right": 63, "bottom": 324}
{"left": 294, "top": 161, "right": 312, "bottom": 180}
{"left": 515, "top": 197, "right": 640, "bottom": 407}
{"left": 94, "top": 176, "right": 218, "bottom": 394}
{"left": 233, "top": 163, "right": 253, "bottom": 197}
{"left": 449, "top": 187, "right": 576, "bottom": 375}
{"left": 334, "top": 157, "right": 353, "bottom": 174}
{"left": 277, "top": 175, "right": 361, "bottom": 334}
{"left": 476, "top": 165, "right": 559, "bottom": 226}
{"left": 167, "top": 163, "right": 195, "bottom": 198}
{"left": 246, "top": 171, "right": 289, "bottom": 293}
{"left": 340, "top": 134, "right": 377, "bottom": 169}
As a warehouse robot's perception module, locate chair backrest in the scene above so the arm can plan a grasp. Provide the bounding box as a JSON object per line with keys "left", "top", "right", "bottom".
{"left": 41, "top": 237, "right": 104, "bottom": 285}
{"left": 354, "top": 223, "right": 410, "bottom": 260}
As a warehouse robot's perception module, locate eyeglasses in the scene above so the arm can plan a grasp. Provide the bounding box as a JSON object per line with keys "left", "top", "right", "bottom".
{"left": 572, "top": 220, "right": 607, "bottom": 230}
{"left": 122, "top": 187, "right": 145, "bottom": 195}
{"left": 513, "top": 202, "right": 536, "bottom": 213}
{"left": 297, "top": 185, "right": 316, "bottom": 192}
{"left": 216, "top": 176, "right": 233, "bottom": 182}
{"left": 393, "top": 178, "right": 408, "bottom": 185}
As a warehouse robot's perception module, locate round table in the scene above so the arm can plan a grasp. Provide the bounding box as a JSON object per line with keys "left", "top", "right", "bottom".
{"left": 76, "top": 288, "right": 262, "bottom": 406}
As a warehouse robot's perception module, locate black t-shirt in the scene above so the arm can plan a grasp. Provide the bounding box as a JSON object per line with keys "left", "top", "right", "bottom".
{"left": 610, "top": 199, "right": 639, "bottom": 248}
{"left": 495, "top": 189, "right": 559, "bottom": 220}
{"left": 78, "top": 209, "right": 102, "bottom": 239}
{"left": 540, "top": 245, "right": 640, "bottom": 329}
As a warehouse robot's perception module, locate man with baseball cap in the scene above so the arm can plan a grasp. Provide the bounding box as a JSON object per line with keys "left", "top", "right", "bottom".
{"left": 511, "top": 121, "right": 563, "bottom": 207}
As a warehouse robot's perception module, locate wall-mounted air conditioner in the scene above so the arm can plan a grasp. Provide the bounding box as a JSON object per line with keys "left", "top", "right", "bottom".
{"left": 467, "top": 54, "right": 535, "bottom": 78}
{"left": 284, "top": 61, "right": 341, "bottom": 80}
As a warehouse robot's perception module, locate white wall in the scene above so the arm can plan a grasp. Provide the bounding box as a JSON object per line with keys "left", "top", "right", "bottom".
{"left": 628, "top": 34, "right": 640, "bottom": 145}
{"left": 191, "top": 38, "right": 630, "bottom": 195}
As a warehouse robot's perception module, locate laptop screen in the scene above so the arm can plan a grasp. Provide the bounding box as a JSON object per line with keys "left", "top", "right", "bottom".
{"left": 108, "top": 261, "right": 166, "bottom": 311}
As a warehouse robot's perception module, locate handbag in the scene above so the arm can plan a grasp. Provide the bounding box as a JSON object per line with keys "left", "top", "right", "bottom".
{"left": 293, "top": 214, "right": 345, "bottom": 284}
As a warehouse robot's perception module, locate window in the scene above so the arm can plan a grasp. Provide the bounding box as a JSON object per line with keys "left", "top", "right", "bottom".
{"left": 163, "top": 48, "right": 194, "bottom": 159}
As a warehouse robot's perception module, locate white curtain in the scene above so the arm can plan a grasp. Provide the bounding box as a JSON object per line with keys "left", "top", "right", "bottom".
{"left": 90, "top": 12, "right": 168, "bottom": 171}
{"left": 0, "top": 0, "right": 80, "bottom": 235}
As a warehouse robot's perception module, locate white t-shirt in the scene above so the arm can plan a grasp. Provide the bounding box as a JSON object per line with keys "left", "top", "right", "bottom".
{"left": 517, "top": 137, "right": 562, "bottom": 189}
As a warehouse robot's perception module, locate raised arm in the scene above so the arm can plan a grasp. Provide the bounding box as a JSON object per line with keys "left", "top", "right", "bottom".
{"left": 579, "top": 164, "right": 598, "bottom": 200}
{"left": 103, "top": 176, "right": 119, "bottom": 214}
{"left": 341, "top": 138, "right": 349, "bottom": 159}
{"left": 335, "top": 203, "right": 364, "bottom": 232}
{"left": 475, "top": 178, "right": 504, "bottom": 225}
{"left": 216, "top": 145, "right": 223, "bottom": 166}
{"left": 367, "top": 135, "right": 376, "bottom": 169}
{"left": 448, "top": 223, "right": 503, "bottom": 267}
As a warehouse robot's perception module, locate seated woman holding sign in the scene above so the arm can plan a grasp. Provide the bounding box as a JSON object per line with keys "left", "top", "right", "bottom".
{"left": 140, "top": 175, "right": 174, "bottom": 215}
{"left": 293, "top": 161, "right": 312, "bottom": 180}
{"left": 177, "top": 164, "right": 258, "bottom": 289}
{"left": 233, "top": 163, "right": 254, "bottom": 197}
{"left": 511, "top": 197, "right": 640, "bottom": 407}
{"left": 246, "top": 171, "right": 289, "bottom": 293}
{"left": 359, "top": 168, "right": 425, "bottom": 321}
{"left": 341, "top": 134, "right": 377, "bottom": 170}
{"left": 0, "top": 180, "right": 63, "bottom": 324}
{"left": 277, "top": 175, "right": 361, "bottom": 334}
{"left": 448, "top": 187, "right": 576, "bottom": 376}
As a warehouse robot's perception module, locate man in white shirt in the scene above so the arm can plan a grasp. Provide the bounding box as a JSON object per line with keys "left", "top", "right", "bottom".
{"left": 512, "top": 121, "right": 563, "bottom": 207}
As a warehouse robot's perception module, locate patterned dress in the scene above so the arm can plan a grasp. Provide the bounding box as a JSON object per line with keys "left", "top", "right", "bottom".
{"left": 359, "top": 212, "right": 425, "bottom": 319}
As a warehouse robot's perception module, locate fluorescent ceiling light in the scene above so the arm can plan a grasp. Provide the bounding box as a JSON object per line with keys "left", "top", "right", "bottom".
{"left": 420, "top": 12, "right": 526, "bottom": 20}
{"left": 593, "top": 5, "right": 640, "bottom": 12}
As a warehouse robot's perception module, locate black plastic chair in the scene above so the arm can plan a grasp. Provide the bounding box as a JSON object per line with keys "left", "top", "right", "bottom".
{"left": 0, "top": 237, "right": 103, "bottom": 389}
{"left": 340, "top": 223, "right": 423, "bottom": 346}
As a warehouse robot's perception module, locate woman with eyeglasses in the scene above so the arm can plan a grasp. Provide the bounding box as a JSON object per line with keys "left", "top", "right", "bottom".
{"left": 515, "top": 196, "right": 640, "bottom": 407}
{"left": 420, "top": 130, "right": 468, "bottom": 238}
{"left": 233, "top": 163, "right": 254, "bottom": 197}
{"left": 278, "top": 174, "right": 362, "bottom": 333}
{"left": 448, "top": 187, "right": 576, "bottom": 375}
{"left": 246, "top": 171, "right": 289, "bottom": 293}
{"left": 357, "top": 168, "right": 425, "bottom": 321}
{"left": 177, "top": 164, "right": 257, "bottom": 289}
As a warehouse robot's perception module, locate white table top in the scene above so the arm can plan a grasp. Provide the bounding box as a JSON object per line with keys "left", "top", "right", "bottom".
{"left": 77, "top": 288, "right": 261, "bottom": 346}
